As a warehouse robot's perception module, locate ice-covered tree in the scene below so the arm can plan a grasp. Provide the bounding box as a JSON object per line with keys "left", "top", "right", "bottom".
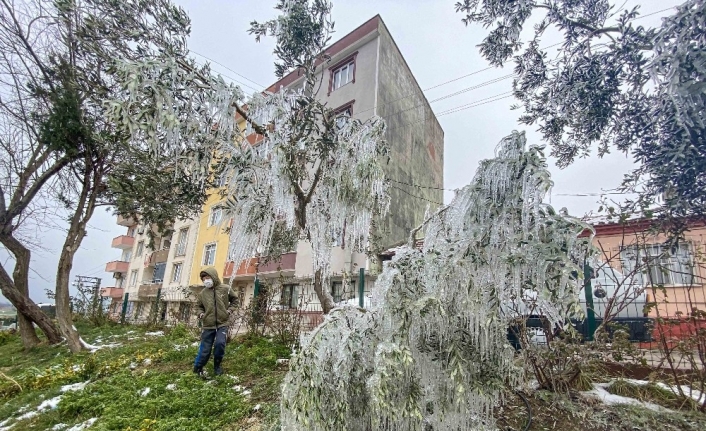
{"left": 455, "top": 0, "right": 706, "bottom": 233}
{"left": 280, "top": 131, "right": 592, "bottom": 430}
{"left": 112, "top": 0, "right": 389, "bottom": 314}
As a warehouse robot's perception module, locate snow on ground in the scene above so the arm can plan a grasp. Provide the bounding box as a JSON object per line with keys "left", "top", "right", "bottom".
{"left": 66, "top": 418, "right": 97, "bottom": 431}
{"left": 140, "top": 387, "right": 151, "bottom": 397}
{"left": 144, "top": 331, "right": 164, "bottom": 337}
{"left": 51, "top": 424, "right": 68, "bottom": 430}
{"left": 582, "top": 383, "right": 669, "bottom": 412}
{"left": 166, "top": 384, "right": 177, "bottom": 390}
{"left": 61, "top": 381, "right": 89, "bottom": 393}
{"left": 37, "top": 396, "right": 63, "bottom": 411}
{"left": 78, "top": 337, "right": 121, "bottom": 352}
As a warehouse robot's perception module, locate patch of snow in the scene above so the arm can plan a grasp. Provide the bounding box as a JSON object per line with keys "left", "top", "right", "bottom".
{"left": 129, "top": 362, "right": 137, "bottom": 370}
{"left": 79, "top": 337, "right": 121, "bottom": 352}
{"left": 17, "top": 406, "right": 29, "bottom": 413}
{"left": 15, "top": 411, "right": 38, "bottom": 421}
{"left": 71, "top": 365, "right": 83, "bottom": 372}
{"left": 51, "top": 424, "right": 68, "bottom": 430}
{"left": 232, "top": 385, "right": 244, "bottom": 392}
{"left": 126, "top": 330, "right": 135, "bottom": 334}
{"left": 173, "top": 345, "right": 187, "bottom": 351}
{"left": 143, "top": 358, "right": 152, "bottom": 366}
{"left": 276, "top": 358, "right": 289, "bottom": 364}
{"left": 241, "top": 389, "right": 252, "bottom": 397}
{"left": 227, "top": 375, "right": 240, "bottom": 382}
{"left": 166, "top": 384, "right": 177, "bottom": 390}
{"left": 190, "top": 341, "right": 199, "bottom": 347}
{"left": 582, "top": 383, "right": 669, "bottom": 412}
{"left": 38, "top": 396, "right": 63, "bottom": 411}
{"left": 144, "top": 331, "right": 164, "bottom": 337}
{"left": 254, "top": 404, "right": 261, "bottom": 411}
{"left": 140, "top": 387, "right": 151, "bottom": 397}
{"left": 61, "top": 381, "right": 89, "bottom": 393}
{"left": 66, "top": 418, "right": 97, "bottom": 431}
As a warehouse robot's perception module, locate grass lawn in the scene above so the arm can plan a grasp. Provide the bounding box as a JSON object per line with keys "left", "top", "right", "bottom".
{"left": 0, "top": 321, "right": 289, "bottom": 431}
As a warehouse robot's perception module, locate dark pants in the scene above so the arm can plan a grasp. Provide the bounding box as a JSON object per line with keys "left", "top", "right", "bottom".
{"left": 194, "top": 326, "right": 227, "bottom": 369}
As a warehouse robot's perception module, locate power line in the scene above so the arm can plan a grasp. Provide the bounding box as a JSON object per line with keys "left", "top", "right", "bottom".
{"left": 389, "top": 184, "right": 444, "bottom": 207}
{"left": 388, "top": 178, "right": 453, "bottom": 191}
{"left": 191, "top": 50, "right": 265, "bottom": 90}
{"left": 190, "top": 57, "right": 261, "bottom": 93}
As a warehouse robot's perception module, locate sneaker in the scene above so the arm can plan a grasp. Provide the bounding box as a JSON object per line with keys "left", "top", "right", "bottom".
{"left": 193, "top": 367, "right": 207, "bottom": 379}
{"left": 214, "top": 366, "right": 223, "bottom": 376}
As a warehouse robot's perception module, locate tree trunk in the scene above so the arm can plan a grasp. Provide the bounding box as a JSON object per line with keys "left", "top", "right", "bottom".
{"left": 56, "top": 249, "right": 84, "bottom": 353}
{"left": 55, "top": 158, "right": 103, "bottom": 353}
{"left": 313, "top": 269, "right": 335, "bottom": 314}
{"left": 0, "top": 234, "right": 62, "bottom": 347}
{"left": 0, "top": 262, "right": 62, "bottom": 347}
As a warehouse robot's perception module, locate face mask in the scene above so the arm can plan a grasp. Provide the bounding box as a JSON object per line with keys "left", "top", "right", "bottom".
{"left": 203, "top": 279, "right": 214, "bottom": 288}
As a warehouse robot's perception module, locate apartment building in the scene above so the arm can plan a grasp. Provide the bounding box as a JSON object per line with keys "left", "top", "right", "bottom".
{"left": 102, "top": 215, "right": 200, "bottom": 323}
{"left": 102, "top": 15, "right": 444, "bottom": 325}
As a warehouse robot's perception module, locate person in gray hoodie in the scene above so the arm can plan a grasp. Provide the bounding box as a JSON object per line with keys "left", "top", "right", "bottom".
{"left": 193, "top": 267, "right": 238, "bottom": 376}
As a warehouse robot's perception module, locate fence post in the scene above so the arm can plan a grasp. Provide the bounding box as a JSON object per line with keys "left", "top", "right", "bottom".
{"left": 120, "top": 293, "right": 129, "bottom": 324}
{"left": 154, "top": 288, "right": 162, "bottom": 323}
{"left": 358, "top": 268, "right": 365, "bottom": 308}
{"left": 583, "top": 262, "right": 596, "bottom": 341}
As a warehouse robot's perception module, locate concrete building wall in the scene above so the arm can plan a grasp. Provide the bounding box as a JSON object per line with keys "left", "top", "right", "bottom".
{"left": 375, "top": 20, "right": 444, "bottom": 249}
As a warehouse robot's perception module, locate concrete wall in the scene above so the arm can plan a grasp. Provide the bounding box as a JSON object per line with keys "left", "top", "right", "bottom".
{"left": 375, "top": 21, "right": 444, "bottom": 249}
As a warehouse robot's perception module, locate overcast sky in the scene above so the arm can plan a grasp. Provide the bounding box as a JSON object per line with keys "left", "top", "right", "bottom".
{"left": 0, "top": 0, "right": 683, "bottom": 305}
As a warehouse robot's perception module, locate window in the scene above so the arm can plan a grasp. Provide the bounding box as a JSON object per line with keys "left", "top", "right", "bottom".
{"left": 203, "top": 243, "right": 217, "bottom": 266}
{"left": 175, "top": 228, "right": 188, "bottom": 257}
{"left": 136, "top": 241, "right": 144, "bottom": 257}
{"left": 122, "top": 249, "right": 132, "bottom": 262}
{"left": 335, "top": 104, "right": 353, "bottom": 129}
{"left": 208, "top": 206, "right": 224, "bottom": 227}
{"left": 162, "top": 239, "right": 171, "bottom": 250}
{"left": 280, "top": 284, "right": 299, "bottom": 309}
{"left": 620, "top": 243, "right": 693, "bottom": 285}
{"left": 129, "top": 270, "right": 138, "bottom": 287}
{"left": 331, "top": 60, "right": 355, "bottom": 92}
{"left": 128, "top": 227, "right": 136, "bottom": 237}
{"left": 331, "top": 280, "right": 355, "bottom": 303}
{"left": 125, "top": 301, "right": 134, "bottom": 317}
{"left": 171, "top": 263, "right": 183, "bottom": 283}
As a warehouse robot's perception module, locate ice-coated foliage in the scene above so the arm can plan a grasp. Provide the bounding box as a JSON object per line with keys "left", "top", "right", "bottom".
{"left": 281, "top": 131, "right": 593, "bottom": 430}
{"left": 220, "top": 88, "right": 388, "bottom": 283}
{"left": 455, "top": 0, "right": 706, "bottom": 229}
{"left": 107, "top": 1, "right": 389, "bottom": 301}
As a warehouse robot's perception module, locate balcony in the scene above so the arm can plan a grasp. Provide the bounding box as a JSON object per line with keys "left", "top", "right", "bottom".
{"left": 111, "top": 235, "right": 135, "bottom": 249}
{"left": 105, "top": 260, "right": 130, "bottom": 273}
{"left": 117, "top": 215, "right": 136, "bottom": 227}
{"left": 137, "top": 282, "right": 162, "bottom": 299}
{"left": 100, "top": 287, "right": 124, "bottom": 299}
{"left": 144, "top": 249, "right": 169, "bottom": 267}
{"left": 224, "top": 252, "right": 297, "bottom": 278}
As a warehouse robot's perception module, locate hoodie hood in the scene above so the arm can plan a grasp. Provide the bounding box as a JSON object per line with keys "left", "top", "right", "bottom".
{"left": 200, "top": 266, "right": 222, "bottom": 287}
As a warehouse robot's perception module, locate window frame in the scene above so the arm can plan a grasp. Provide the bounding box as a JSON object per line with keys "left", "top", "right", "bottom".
{"left": 280, "top": 284, "right": 299, "bottom": 309}
{"left": 129, "top": 270, "right": 138, "bottom": 287}
{"left": 135, "top": 240, "right": 144, "bottom": 257}
{"left": 208, "top": 206, "right": 224, "bottom": 227}
{"left": 175, "top": 228, "right": 189, "bottom": 257}
{"left": 334, "top": 100, "right": 355, "bottom": 129}
{"left": 328, "top": 52, "right": 358, "bottom": 95}
{"left": 171, "top": 262, "right": 183, "bottom": 283}
{"left": 203, "top": 242, "right": 217, "bottom": 266}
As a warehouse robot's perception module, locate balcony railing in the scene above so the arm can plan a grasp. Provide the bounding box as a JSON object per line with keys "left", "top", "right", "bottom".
{"left": 105, "top": 260, "right": 130, "bottom": 273}
{"left": 224, "top": 252, "right": 297, "bottom": 278}
{"left": 100, "top": 287, "right": 125, "bottom": 299}
{"left": 137, "top": 281, "right": 162, "bottom": 299}
{"left": 117, "top": 215, "right": 136, "bottom": 227}
{"left": 144, "top": 249, "right": 169, "bottom": 267}
{"left": 111, "top": 235, "right": 135, "bottom": 249}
